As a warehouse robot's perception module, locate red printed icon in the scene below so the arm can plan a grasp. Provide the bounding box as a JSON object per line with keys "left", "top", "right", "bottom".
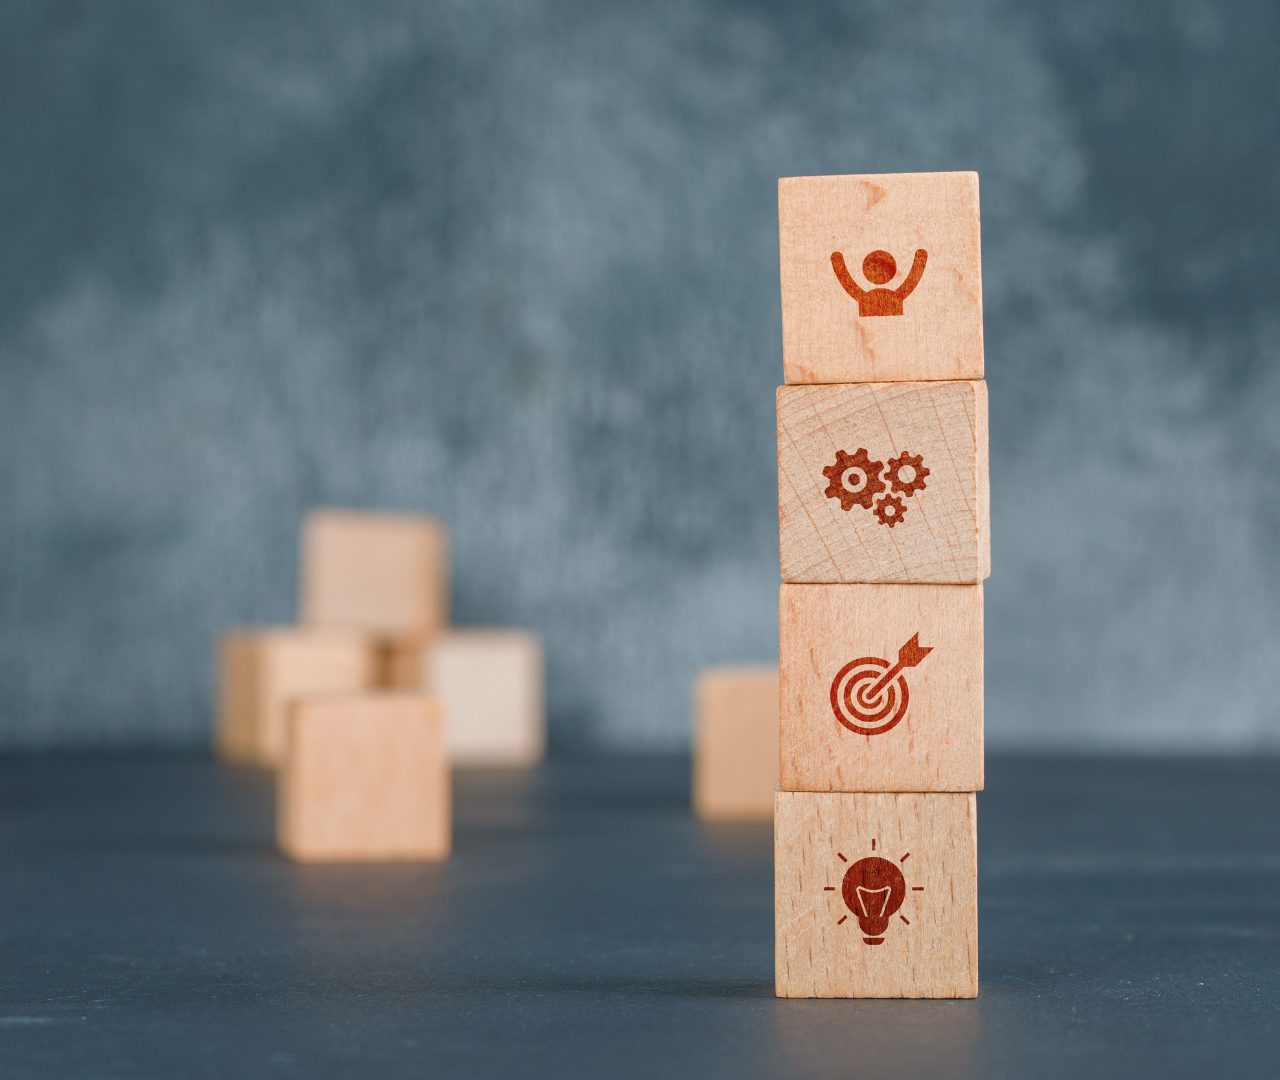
{"left": 821, "top": 448, "right": 885, "bottom": 511}
{"left": 885, "top": 451, "right": 928, "bottom": 497}
{"left": 873, "top": 493, "right": 906, "bottom": 527}
{"left": 831, "top": 249, "right": 928, "bottom": 316}
{"left": 824, "top": 841, "right": 926, "bottom": 945}
{"left": 823, "top": 448, "right": 929, "bottom": 528}
{"left": 843, "top": 857, "right": 905, "bottom": 944}
{"left": 829, "top": 633, "right": 932, "bottom": 736}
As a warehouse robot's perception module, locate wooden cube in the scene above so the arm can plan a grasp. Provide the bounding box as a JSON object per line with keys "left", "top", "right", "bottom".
{"left": 277, "top": 693, "right": 450, "bottom": 862}
{"left": 215, "top": 628, "right": 378, "bottom": 768}
{"left": 777, "top": 381, "right": 989, "bottom": 584}
{"left": 693, "top": 666, "right": 780, "bottom": 821}
{"left": 424, "top": 630, "right": 544, "bottom": 766}
{"left": 775, "top": 789, "right": 977, "bottom": 998}
{"left": 377, "top": 635, "right": 432, "bottom": 690}
{"left": 779, "top": 172, "right": 983, "bottom": 384}
{"left": 780, "top": 583, "right": 982, "bottom": 793}
{"left": 298, "top": 509, "right": 449, "bottom": 636}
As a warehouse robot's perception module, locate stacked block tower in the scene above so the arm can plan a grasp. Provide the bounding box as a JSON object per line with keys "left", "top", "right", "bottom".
{"left": 773, "top": 173, "right": 988, "bottom": 998}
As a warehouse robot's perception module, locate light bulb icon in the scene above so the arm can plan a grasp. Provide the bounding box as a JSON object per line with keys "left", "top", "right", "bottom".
{"left": 825, "top": 842, "right": 925, "bottom": 945}
{"left": 842, "top": 857, "right": 906, "bottom": 944}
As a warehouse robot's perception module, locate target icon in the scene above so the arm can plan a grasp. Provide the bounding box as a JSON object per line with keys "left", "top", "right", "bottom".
{"left": 830, "top": 633, "right": 933, "bottom": 736}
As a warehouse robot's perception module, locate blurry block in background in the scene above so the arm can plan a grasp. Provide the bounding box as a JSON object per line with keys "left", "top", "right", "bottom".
{"left": 277, "top": 693, "right": 450, "bottom": 862}
{"left": 692, "top": 666, "right": 780, "bottom": 821}
{"left": 419, "top": 630, "right": 545, "bottom": 766}
{"left": 214, "top": 628, "right": 378, "bottom": 767}
{"left": 298, "top": 509, "right": 449, "bottom": 638}
{"left": 380, "top": 637, "right": 429, "bottom": 690}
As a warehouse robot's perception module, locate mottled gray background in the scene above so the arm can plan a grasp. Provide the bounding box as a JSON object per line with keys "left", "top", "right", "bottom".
{"left": 1, "top": 1, "right": 1278, "bottom": 752}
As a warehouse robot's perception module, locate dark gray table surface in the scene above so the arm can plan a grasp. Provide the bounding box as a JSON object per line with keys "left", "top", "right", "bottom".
{"left": 0, "top": 753, "right": 1277, "bottom": 1079}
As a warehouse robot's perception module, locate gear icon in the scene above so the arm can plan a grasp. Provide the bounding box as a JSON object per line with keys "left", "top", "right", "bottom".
{"left": 885, "top": 451, "right": 929, "bottom": 497}
{"left": 822, "top": 448, "right": 886, "bottom": 511}
{"left": 873, "top": 493, "right": 907, "bottom": 527}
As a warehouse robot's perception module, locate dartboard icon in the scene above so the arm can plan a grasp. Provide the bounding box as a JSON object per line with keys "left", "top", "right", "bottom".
{"left": 829, "top": 634, "right": 933, "bottom": 736}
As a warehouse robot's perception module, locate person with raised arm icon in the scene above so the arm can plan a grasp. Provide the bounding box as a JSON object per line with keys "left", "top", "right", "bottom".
{"left": 830, "top": 248, "right": 928, "bottom": 316}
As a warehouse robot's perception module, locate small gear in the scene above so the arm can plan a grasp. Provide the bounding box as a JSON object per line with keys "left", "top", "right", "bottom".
{"left": 885, "top": 451, "right": 929, "bottom": 497}
{"left": 822, "top": 448, "right": 886, "bottom": 511}
{"left": 873, "top": 493, "right": 907, "bottom": 527}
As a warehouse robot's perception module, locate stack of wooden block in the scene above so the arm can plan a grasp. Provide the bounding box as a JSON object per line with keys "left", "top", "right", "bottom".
{"left": 773, "top": 173, "right": 989, "bottom": 999}
{"left": 213, "top": 508, "right": 545, "bottom": 862}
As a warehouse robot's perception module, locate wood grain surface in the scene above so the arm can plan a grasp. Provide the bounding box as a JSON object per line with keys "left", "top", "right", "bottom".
{"left": 779, "top": 172, "right": 983, "bottom": 384}
{"left": 777, "top": 381, "right": 989, "bottom": 584}
{"left": 780, "top": 583, "right": 983, "bottom": 793}
{"left": 775, "top": 789, "right": 977, "bottom": 998}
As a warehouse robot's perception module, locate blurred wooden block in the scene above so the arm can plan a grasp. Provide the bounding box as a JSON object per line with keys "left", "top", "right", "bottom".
{"left": 780, "top": 583, "right": 982, "bottom": 793}
{"left": 775, "top": 789, "right": 977, "bottom": 998}
{"left": 378, "top": 635, "right": 432, "bottom": 690}
{"left": 779, "top": 171, "right": 983, "bottom": 384}
{"left": 777, "top": 381, "right": 989, "bottom": 584}
{"left": 692, "top": 666, "right": 779, "bottom": 821}
{"left": 424, "top": 630, "right": 544, "bottom": 766}
{"left": 277, "top": 693, "right": 450, "bottom": 862}
{"left": 299, "top": 509, "right": 449, "bottom": 636}
{"left": 215, "top": 628, "right": 378, "bottom": 768}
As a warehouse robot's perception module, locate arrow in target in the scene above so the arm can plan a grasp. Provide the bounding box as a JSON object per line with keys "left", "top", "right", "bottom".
{"left": 863, "top": 634, "right": 933, "bottom": 702}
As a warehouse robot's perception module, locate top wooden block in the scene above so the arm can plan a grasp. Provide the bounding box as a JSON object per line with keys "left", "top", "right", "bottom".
{"left": 779, "top": 172, "right": 983, "bottom": 384}
{"left": 299, "top": 509, "right": 449, "bottom": 636}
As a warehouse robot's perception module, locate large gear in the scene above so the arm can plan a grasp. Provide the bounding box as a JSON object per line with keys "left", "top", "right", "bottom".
{"left": 873, "top": 493, "right": 907, "bottom": 527}
{"left": 885, "top": 451, "right": 929, "bottom": 497}
{"left": 822, "top": 448, "right": 885, "bottom": 512}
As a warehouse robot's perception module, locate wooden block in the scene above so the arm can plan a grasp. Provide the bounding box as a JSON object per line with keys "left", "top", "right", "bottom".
{"left": 692, "top": 666, "right": 780, "bottom": 821}
{"left": 215, "top": 628, "right": 379, "bottom": 768}
{"left": 298, "top": 508, "right": 449, "bottom": 636}
{"left": 780, "top": 583, "right": 982, "bottom": 793}
{"left": 424, "top": 630, "right": 544, "bottom": 766}
{"left": 779, "top": 172, "right": 983, "bottom": 384}
{"left": 775, "top": 789, "right": 977, "bottom": 998}
{"left": 377, "top": 635, "right": 434, "bottom": 690}
{"left": 277, "top": 693, "right": 450, "bottom": 862}
{"left": 777, "top": 381, "right": 989, "bottom": 584}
